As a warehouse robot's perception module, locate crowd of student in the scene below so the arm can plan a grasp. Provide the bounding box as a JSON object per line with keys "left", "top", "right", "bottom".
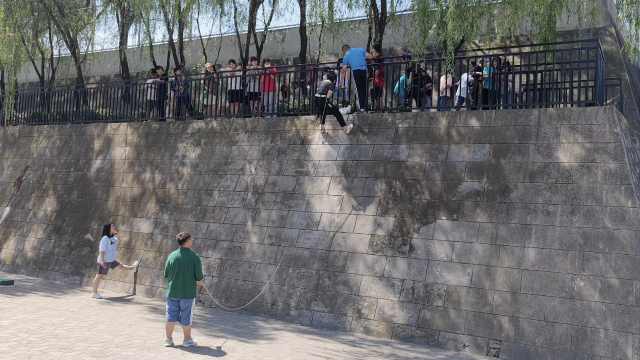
{"left": 135, "top": 43, "right": 519, "bottom": 127}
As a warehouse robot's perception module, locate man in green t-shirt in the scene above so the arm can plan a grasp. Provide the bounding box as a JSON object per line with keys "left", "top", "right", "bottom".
{"left": 163, "top": 232, "right": 204, "bottom": 347}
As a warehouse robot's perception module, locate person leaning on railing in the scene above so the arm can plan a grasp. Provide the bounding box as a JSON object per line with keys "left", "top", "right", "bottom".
{"left": 438, "top": 71, "right": 454, "bottom": 111}
{"left": 341, "top": 44, "right": 373, "bottom": 113}
{"left": 202, "top": 63, "right": 218, "bottom": 118}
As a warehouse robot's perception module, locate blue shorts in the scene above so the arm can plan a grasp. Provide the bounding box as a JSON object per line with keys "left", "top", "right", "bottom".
{"left": 166, "top": 298, "right": 195, "bottom": 326}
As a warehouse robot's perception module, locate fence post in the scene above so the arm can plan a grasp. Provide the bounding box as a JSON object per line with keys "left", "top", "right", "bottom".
{"left": 595, "top": 43, "right": 605, "bottom": 106}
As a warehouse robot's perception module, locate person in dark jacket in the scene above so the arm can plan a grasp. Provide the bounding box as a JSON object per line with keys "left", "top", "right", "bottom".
{"left": 171, "top": 66, "right": 194, "bottom": 119}
{"left": 154, "top": 66, "right": 169, "bottom": 121}
{"left": 315, "top": 72, "right": 354, "bottom": 134}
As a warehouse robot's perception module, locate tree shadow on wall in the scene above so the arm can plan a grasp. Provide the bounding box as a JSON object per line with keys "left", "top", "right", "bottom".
{"left": 0, "top": 123, "right": 118, "bottom": 288}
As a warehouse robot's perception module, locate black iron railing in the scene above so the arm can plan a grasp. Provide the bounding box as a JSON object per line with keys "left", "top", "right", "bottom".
{"left": 0, "top": 39, "right": 624, "bottom": 127}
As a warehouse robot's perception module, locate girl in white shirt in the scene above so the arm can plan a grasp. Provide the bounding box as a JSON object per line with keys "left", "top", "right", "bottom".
{"left": 92, "top": 223, "right": 138, "bottom": 299}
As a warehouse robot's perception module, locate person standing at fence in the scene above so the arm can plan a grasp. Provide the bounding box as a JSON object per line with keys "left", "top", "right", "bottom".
{"left": 500, "top": 59, "right": 514, "bottom": 108}
{"left": 261, "top": 59, "right": 278, "bottom": 117}
{"left": 225, "top": 60, "right": 243, "bottom": 116}
{"left": 394, "top": 65, "right": 412, "bottom": 111}
{"left": 438, "top": 71, "right": 454, "bottom": 111}
{"left": 145, "top": 68, "right": 158, "bottom": 120}
{"left": 315, "top": 72, "right": 354, "bottom": 134}
{"left": 246, "top": 56, "right": 262, "bottom": 115}
{"left": 202, "top": 63, "right": 218, "bottom": 117}
{"left": 369, "top": 45, "right": 385, "bottom": 112}
{"left": 422, "top": 70, "right": 434, "bottom": 110}
{"left": 471, "top": 60, "right": 483, "bottom": 110}
{"left": 341, "top": 44, "right": 371, "bottom": 113}
{"left": 337, "top": 58, "right": 351, "bottom": 108}
{"left": 482, "top": 58, "right": 497, "bottom": 109}
{"left": 411, "top": 64, "right": 428, "bottom": 111}
{"left": 163, "top": 232, "right": 204, "bottom": 348}
{"left": 455, "top": 67, "right": 473, "bottom": 110}
{"left": 171, "top": 66, "right": 194, "bottom": 120}
{"left": 154, "top": 66, "right": 169, "bottom": 121}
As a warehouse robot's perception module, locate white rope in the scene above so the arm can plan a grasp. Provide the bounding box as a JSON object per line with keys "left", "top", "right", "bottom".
{"left": 201, "top": 209, "right": 355, "bottom": 312}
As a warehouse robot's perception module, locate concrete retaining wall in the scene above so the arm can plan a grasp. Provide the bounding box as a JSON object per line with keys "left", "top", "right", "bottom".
{"left": 1, "top": 107, "right": 639, "bottom": 359}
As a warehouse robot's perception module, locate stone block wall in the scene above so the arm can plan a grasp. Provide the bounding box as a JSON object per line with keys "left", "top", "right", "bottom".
{"left": 1, "top": 107, "right": 638, "bottom": 359}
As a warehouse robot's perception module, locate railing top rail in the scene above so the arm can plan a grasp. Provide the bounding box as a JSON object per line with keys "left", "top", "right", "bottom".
{"left": 17, "top": 39, "right": 603, "bottom": 91}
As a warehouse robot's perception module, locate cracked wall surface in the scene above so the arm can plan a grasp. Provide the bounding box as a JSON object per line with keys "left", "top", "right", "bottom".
{"left": 1, "top": 107, "right": 638, "bottom": 359}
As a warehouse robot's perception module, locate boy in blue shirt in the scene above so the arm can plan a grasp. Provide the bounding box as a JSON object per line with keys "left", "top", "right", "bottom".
{"left": 341, "top": 44, "right": 372, "bottom": 113}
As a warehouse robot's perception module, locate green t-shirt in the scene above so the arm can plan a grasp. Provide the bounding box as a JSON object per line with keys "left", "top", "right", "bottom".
{"left": 164, "top": 247, "right": 204, "bottom": 299}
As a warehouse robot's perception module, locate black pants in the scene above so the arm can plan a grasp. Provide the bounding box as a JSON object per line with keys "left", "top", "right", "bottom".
{"left": 352, "top": 69, "right": 368, "bottom": 111}
{"left": 482, "top": 88, "right": 496, "bottom": 109}
{"left": 175, "top": 94, "right": 194, "bottom": 119}
{"left": 156, "top": 97, "right": 167, "bottom": 121}
{"left": 315, "top": 97, "right": 346, "bottom": 127}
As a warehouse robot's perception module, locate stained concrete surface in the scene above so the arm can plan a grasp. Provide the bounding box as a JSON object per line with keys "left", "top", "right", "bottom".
{"left": 0, "top": 272, "right": 488, "bottom": 360}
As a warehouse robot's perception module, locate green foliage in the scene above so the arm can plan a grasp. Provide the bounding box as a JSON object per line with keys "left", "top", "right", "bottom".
{"left": 410, "top": 0, "right": 599, "bottom": 56}
{"left": 616, "top": 0, "right": 640, "bottom": 60}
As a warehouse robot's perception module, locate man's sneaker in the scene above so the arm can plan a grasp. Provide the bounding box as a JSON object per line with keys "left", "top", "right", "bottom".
{"left": 92, "top": 293, "right": 103, "bottom": 299}
{"left": 344, "top": 123, "right": 354, "bottom": 134}
{"left": 163, "top": 338, "right": 175, "bottom": 347}
{"left": 182, "top": 339, "right": 198, "bottom": 348}
{"left": 339, "top": 105, "right": 352, "bottom": 115}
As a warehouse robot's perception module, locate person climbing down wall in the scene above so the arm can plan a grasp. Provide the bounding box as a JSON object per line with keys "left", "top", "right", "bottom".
{"left": 315, "top": 71, "right": 354, "bottom": 134}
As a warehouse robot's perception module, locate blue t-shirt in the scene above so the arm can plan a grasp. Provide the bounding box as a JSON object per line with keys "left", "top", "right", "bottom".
{"left": 343, "top": 48, "right": 367, "bottom": 71}
{"left": 483, "top": 66, "right": 496, "bottom": 89}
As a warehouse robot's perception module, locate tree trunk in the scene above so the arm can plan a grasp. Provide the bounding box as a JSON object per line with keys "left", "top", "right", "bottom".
{"left": 143, "top": 17, "right": 158, "bottom": 67}
{"left": 71, "top": 50, "right": 87, "bottom": 109}
{"left": 195, "top": 13, "right": 208, "bottom": 63}
{"left": 369, "top": 0, "right": 387, "bottom": 50}
{"left": 253, "top": 0, "right": 277, "bottom": 63}
{"left": 177, "top": 5, "right": 186, "bottom": 67}
{"left": 243, "top": 0, "right": 260, "bottom": 65}
{"left": 317, "top": 19, "right": 325, "bottom": 64}
{"left": 44, "top": 0, "right": 87, "bottom": 103}
{"left": 0, "top": 67, "right": 4, "bottom": 125}
{"left": 159, "top": 2, "right": 180, "bottom": 67}
{"left": 231, "top": 0, "right": 246, "bottom": 64}
{"left": 118, "top": 6, "right": 133, "bottom": 81}
{"left": 46, "top": 20, "right": 57, "bottom": 112}
{"left": 297, "top": 0, "right": 307, "bottom": 63}
{"left": 366, "top": 8, "right": 373, "bottom": 51}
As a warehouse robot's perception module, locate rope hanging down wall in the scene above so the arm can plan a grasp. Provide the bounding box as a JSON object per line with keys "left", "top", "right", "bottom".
{"left": 200, "top": 209, "right": 356, "bottom": 312}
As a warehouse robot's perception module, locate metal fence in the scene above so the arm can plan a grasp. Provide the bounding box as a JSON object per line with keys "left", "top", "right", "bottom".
{"left": 0, "top": 39, "right": 624, "bottom": 127}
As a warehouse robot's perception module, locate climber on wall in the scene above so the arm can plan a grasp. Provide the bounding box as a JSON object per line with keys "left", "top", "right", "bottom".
{"left": 91, "top": 223, "right": 139, "bottom": 299}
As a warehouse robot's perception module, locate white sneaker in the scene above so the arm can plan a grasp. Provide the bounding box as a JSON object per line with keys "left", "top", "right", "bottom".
{"left": 344, "top": 123, "right": 354, "bottom": 134}
{"left": 163, "top": 338, "right": 175, "bottom": 347}
{"left": 92, "top": 293, "right": 103, "bottom": 299}
{"left": 182, "top": 339, "right": 198, "bottom": 348}
{"left": 339, "top": 105, "right": 352, "bottom": 115}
